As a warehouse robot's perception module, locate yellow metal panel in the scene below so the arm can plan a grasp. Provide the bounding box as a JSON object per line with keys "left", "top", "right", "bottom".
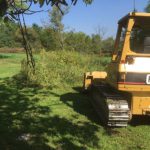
{"left": 121, "top": 18, "right": 135, "bottom": 61}
{"left": 126, "top": 52, "right": 150, "bottom": 57}
{"left": 118, "top": 12, "right": 150, "bottom": 24}
{"left": 132, "top": 96, "right": 150, "bottom": 115}
{"left": 129, "top": 12, "right": 150, "bottom": 17}
{"left": 83, "top": 72, "right": 92, "bottom": 90}
{"left": 91, "top": 71, "right": 107, "bottom": 79}
{"left": 112, "top": 24, "right": 122, "bottom": 61}
{"left": 83, "top": 71, "right": 107, "bottom": 90}
{"left": 118, "top": 84, "right": 150, "bottom": 92}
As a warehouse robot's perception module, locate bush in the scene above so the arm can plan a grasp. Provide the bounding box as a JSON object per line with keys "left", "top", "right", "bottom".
{"left": 21, "top": 50, "right": 111, "bottom": 88}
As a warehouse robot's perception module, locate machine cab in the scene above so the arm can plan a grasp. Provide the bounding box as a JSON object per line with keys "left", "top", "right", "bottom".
{"left": 108, "top": 12, "right": 150, "bottom": 92}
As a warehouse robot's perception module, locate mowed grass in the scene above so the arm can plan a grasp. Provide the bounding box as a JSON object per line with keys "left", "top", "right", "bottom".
{"left": 0, "top": 53, "right": 25, "bottom": 78}
{"left": 0, "top": 53, "right": 149, "bottom": 150}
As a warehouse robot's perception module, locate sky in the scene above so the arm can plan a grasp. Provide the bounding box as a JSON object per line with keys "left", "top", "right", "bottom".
{"left": 24, "top": 0, "right": 149, "bottom": 37}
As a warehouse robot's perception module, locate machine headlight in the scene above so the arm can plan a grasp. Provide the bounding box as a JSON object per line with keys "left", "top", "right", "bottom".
{"left": 126, "top": 56, "right": 135, "bottom": 64}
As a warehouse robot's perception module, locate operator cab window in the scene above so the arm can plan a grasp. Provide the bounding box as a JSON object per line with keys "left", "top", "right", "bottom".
{"left": 116, "top": 27, "right": 126, "bottom": 61}
{"left": 130, "top": 21, "right": 150, "bottom": 54}
{"left": 119, "top": 27, "right": 126, "bottom": 50}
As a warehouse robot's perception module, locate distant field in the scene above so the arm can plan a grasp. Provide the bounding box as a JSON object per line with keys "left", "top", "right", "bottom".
{"left": 0, "top": 52, "right": 149, "bottom": 150}
{"left": 0, "top": 53, "right": 25, "bottom": 78}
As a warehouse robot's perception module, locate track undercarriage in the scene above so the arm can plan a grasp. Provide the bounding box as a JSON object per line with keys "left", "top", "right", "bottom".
{"left": 91, "top": 84, "right": 130, "bottom": 127}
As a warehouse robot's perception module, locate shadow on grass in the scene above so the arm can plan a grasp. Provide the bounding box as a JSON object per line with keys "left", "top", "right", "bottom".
{"left": 0, "top": 79, "right": 100, "bottom": 150}
{"left": 60, "top": 86, "right": 101, "bottom": 125}
{"left": 0, "top": 77, "right": 51, "bottom": 150}
{"left": 0, "top": 54, "right": 12, "bottom": 59}
{"left": 130, "top": 115, "right": 150, "bottom": 126}
{"left": 61, "top": 87, "right": 150, "bottom": 127}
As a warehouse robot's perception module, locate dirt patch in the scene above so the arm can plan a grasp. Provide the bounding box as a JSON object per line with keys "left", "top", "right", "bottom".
{"left": 0, "top": 48, "right": 24, "bottom": 53}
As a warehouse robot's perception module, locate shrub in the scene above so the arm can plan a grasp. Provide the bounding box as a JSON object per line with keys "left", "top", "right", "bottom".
{"left": 21, "top": 50, "right": 111, "bottom": 88}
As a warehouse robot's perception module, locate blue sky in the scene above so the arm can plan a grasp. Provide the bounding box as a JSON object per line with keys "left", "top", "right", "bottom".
{"left": 25, "top": 0, "right": 148, "bottom": 37}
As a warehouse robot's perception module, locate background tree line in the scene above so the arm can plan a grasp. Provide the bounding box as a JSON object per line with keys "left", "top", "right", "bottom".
{"left": 0, "top": 5, "right": 114, "bottom": 55}
{"left": 0, "top": 21, "right": 114, "bottom": 54}
{"left": 1, "top": 0, "right": 150, "bottom": 55}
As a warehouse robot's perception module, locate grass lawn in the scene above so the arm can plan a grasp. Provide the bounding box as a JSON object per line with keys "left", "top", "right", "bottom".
{"left": 0, "top": 53, "right": 149, "bottom": 150}
{"left": 0, "top": 53, "right": 25, "bottom": 78}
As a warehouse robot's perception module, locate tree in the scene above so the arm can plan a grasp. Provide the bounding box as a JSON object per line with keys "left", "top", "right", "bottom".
{"left": 64, "top": 31, "right": 92, "bottom": 53}
{"left": 49, "top": 5, "right": 67, "bottom": 50}
{"left": 91, "top": 34, "right": 102, "bottom": 54}
{"left": 0, "top": 0, "right": 93, "bottom": 18}
{"left": 94, "top": 26, "right": 107, "bottom": 55}
{"left": 145, "top": 1, "right": 150, "bottom": 12}
{"left": 0, "top": 0, "right": 93, "bottom": 70}
{"left": 40, "top": 28, "right": 59, "bottom": 50}
{"left": 102, "top": 37, "right": 114, "bottom": 54}
{"left": 0, "top": 19, "right": 19, "bottom": 47}
{"left": 15, "top": 26, "right": 42, "bottom": 49}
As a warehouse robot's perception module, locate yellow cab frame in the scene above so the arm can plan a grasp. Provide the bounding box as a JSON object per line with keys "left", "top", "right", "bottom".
{"left": 112, "top": 12, "right": 150, "bottom": 115}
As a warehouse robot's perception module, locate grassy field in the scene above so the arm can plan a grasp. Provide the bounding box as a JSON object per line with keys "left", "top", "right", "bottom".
{"left": 0, "top": 53, "right": 25, "bottom": 78}
{"left": 0, "top": 53, "right": 149, "bottom": 150}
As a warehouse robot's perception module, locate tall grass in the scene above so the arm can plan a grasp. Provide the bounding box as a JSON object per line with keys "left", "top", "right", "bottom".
{"left": 21, "top": 50, "right": 111, "bottom": 88}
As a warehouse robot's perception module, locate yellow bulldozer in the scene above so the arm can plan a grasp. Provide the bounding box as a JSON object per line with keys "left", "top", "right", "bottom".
{"left": 83, "top": 12, "right": 150, "bottom": 127}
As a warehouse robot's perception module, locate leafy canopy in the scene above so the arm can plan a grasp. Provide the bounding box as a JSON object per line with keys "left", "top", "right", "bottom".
{"left": 145, "top": 0, "right": 150, "bottom": 12}
{"left": 0, "top": 0, "right": 93, "bottom": 17}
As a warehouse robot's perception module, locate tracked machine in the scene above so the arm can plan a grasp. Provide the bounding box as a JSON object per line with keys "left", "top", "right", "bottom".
{"left": 83, "top": 12, "right": 150, "bottom": 127}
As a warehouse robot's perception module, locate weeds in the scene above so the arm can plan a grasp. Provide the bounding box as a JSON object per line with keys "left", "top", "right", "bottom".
{"left": 0, "top": 53, "right": 150, "bottom": 150}
{"left": 21, "top": 50, "right": 111, "bottom": 88}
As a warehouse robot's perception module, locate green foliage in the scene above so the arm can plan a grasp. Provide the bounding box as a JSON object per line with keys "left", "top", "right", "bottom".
{"left": 0, "top": 18, "right": 115, "bottom": 54}
{"left": 0, "top": 20, "right": 20, "bottom": 48}
{"left": 48, "top": 5, "right": 68, "bottom": 50}
{"left": 0, "top": 0, "right": 93, "bottom": 19}
{"left": 33, "top": 0, "right": 93, "bottom": 7}
{"left": 64, "top": 31, "right": 114, "bottom": 54}
{"left": 21, "top": 50, "right": 110, "bottom": 88}
{"left": 0, "top": 1, "right": 114, "bottom": 54}
{"left": 102, "top": 37, "right": 114, "bottom": 52}
{"left": 39, "top": 28, "right": 59, "bottom": 50}
{"left": 0, "top": 0, "right": 7, "bottom": 16}
{"left": 64, "top": 31, "right": 92, "bottom": 53}
{"left": 91, "top": 34, "right": 102, "bottom": 53}
{"left": 0, "top": 52, "right": 150, "bottom": 150}
{"left": 49, "top": 6, "right": 64, "bottom": 31}
{"left": 15, "top": 26, "right": 42, "bottom": 49}
{"left": 145, "top": 0, "right": 150, "bottom": 12}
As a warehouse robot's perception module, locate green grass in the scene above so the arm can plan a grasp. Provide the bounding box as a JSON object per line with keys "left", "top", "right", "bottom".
{"left": 0, "top": 53, "right": 25, "bottom": 78}
{"left": 29, "top": 50, "right": 111, "bottom": 87}
{"left": 0, "top": 53, "right": 149, "bottom": 150}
